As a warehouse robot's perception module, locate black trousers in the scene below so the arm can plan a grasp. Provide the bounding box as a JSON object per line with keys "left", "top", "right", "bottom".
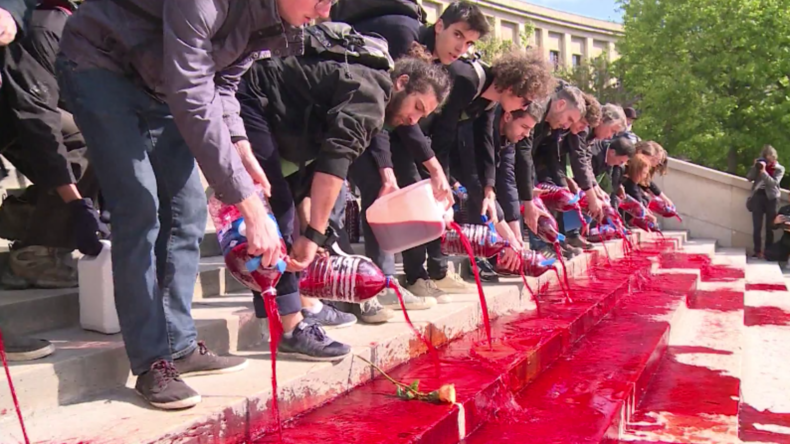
{"left": 751, "top": 190, "right": 777, "bottom": 254}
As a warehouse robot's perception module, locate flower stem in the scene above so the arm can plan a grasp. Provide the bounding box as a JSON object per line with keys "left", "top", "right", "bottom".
{"left": 354, "top": 354, "right": 423, "bottom": 397}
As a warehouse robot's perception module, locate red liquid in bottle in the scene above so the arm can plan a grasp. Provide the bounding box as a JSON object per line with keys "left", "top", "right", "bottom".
{"left": 619, "top": 194, "right": 648, "bottom": 219}
{"left": 299, "top": 256, "right": 386, "bottom": 303}
{"left": 208, "top": 188, "right": 286, "bottom": 440}
{"left": 631, "top": 217, "right": 659, "bottom": 232}
{"left": 537, "top": 183, "right": 581, "bottom": 212}
{"left": 441, "top": 223, "right": 508, "bottom": 258}
{"left": 0, "top": 328, "right": 29, "bottom": 444}
{"left": 648, "top": 196, "right": 682, "bottom": 221}
{"left": 448, "top": 222, "right": 494, "bottom": 348}
{"left": 587, "top": 225, "right": 619, "bottom": 243}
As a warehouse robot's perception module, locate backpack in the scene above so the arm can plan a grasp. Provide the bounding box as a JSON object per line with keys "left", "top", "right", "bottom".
{"left": 304, "top": 22, "right": 394, "bottom": 72}
{"left": 110, "top": 0, "right": 244, "bottom": 43}
{"left": 330, "top": 0, "right": 427, "bottom": 25}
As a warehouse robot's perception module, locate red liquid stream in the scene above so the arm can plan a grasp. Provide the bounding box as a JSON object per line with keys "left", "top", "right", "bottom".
{"left": 261, "top": 290, "right": 284, "bottom": 442}
{"left": 0, "top": 328, "right": 30, "bottom": 444}
{"left": 388, "top": 281, "right": 440, "bottom": 374}
{"left": 601, "top": 239, "right": 612, "bottom": 266}
{"left": 512, "top": 246, "right": 540, "bottom": 318}
{"left": 449, "top": 222, "right": 493, "bottom": 348}
{"left": 553, "top": 243, "right": 573, "bottom": 304}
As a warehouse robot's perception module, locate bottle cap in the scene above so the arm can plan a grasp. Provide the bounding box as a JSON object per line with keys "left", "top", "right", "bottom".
{"left": 245, "top": 256, "right": 261, "bottom": 273}
{"left": 539, "top": 258, "right": 556, "bottom": 267}
{"left": 556, "top": 233, "right": 566, "bottom": 242}
{"left": 568, "top": 194, "right": 580, "bottom": 205}
{"left": 275, "top": 259, "right": 287, "bottom": 273}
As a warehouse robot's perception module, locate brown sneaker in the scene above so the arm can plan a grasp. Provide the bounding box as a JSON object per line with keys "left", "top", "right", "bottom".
{"left": 434, "top": 270, "right": 475, "bottom": 295}
{"left": 174, "top": 341, "right": 247, "bottom": 377}
{"left": 135, "top": 360, "right": 201, "bottom": 410}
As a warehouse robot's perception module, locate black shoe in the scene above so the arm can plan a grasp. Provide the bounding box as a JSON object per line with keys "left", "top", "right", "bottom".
{"left": 560, "top": 241, "right": 583, "bottom": 259}
{"left": 469, "top": 258, "right": 500, "bottom": 282}
{"left": 278, "top": 319, "right": 351, "bottom": 362}
{"left": 301, "top": 302, "right": 357, "bottom": 329}
{"left": 174, "top": 341, "right": 247, "bottom": 377}
{"left": 3, "top": 335, "right": 55, "bottom": 362}
{"left": 566, "top": 235, "right": 593, "bottom": 250}
{"left": 135, "top": 360, "right": 201, "bottom": 410}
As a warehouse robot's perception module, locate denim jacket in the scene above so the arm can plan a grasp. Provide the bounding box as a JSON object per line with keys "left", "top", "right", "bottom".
{"left": 59, "top": 0, "right": 304, "bottom": 204}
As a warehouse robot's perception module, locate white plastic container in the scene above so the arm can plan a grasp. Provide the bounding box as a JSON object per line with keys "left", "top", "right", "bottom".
{"left": 366, "top": 179, "right": 453, "bottom": 254}
{"left": 78, "top": 240, "right": 120, "bottom": 334}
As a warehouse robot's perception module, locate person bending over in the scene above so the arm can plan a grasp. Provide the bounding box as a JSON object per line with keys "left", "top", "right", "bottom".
{"left": 237, "top": 33, "right": 451, "bottom": 360}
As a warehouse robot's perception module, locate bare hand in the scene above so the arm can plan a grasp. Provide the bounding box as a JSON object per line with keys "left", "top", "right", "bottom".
{"left": 286, "top": 236, "right": 319, "bottom": 272}
{"left": 378, "top": 168, "right": 400, "bottom": 198}
{"left": 500, "top": 247, "right": 521, "bottom": 272}
{"left": 0, "top": 8, "right": 17, "bottom": 46}
{"left": 481, "top": 187, "right": 498, "bottom": 224}
{"left": 585, "top": 190, "right": 603, "bottom": 222}
{"left": 236, "top": 194, "right": 284, "bottom": 267}
{"left": 235, "top": 140, "right": 271, "bottom": 197}
{"left": 429, "top": 167, "right": 453, "bottom": 205}
{"left": 522, "top": 200, "right": 552, "bottom": 234}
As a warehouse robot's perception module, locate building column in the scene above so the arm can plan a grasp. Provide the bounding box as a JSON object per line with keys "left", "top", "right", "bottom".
{"left": 607, "top": 41, "right": 616, "bottom": 62}
{"left": 585, "top": 37, "right": 594, "bottom": 61}
{"left": 539, "top": 27, "right": 549, "bottom": 60}
{"left": 563, "top": 32, "right": 572, "bottom": 68}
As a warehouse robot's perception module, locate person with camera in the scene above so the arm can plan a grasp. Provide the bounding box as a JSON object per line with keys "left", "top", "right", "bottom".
{"left": 747, "top": 145, "right": 785, "bottom": 258}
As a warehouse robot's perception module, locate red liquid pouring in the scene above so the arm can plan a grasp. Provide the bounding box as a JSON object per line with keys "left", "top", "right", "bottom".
{"left": 631, "top": 217, "right": 659, "bottom": 233}
{"left": 0, "top": 329, "right": 29, "bottom": 444}
{"left": 537, "top": 183, "right": 588, "bottom": 233}
{"left": 448, "top": 222, "right": 493, "bottom": 348}
{"left": 493, "top": 247, "right": 546, "bottom": 317}
{"left": 441, "top": 223, "right": 508, "bottom": 258}
{"left": 388, "top": 280, "right": 440, "bottom": 374}
{"left": 648, "top": 196, "right": 682, "bottom": 221}
{"left": 552, "top": 243, "right": 574, "bottom": 304}
{"left": 260, "top": 289, "right": 284, "bottom": 441}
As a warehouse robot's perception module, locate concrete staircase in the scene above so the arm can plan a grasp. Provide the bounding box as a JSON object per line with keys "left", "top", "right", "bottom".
{"left": 2, "top": 231, "right": 788, "bottom": 444}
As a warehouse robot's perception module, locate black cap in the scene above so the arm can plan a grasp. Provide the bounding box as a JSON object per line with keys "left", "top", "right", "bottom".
{"left": 624, "top": 107, "right": 638, "bottom": 120}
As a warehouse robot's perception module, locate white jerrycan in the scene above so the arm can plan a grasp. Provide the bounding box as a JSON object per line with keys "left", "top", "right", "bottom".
{"left": 78, "top": 240, "right": 120, "bottom": 334}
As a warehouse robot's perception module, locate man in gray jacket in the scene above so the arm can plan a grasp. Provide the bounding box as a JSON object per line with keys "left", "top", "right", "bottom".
{"left": 56, "top": 0, "right": 330, "bottom": 410}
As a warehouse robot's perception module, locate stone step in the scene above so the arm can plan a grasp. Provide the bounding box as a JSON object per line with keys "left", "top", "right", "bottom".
{"left": 464, "top": 272, "right": 697, "bottom": 443}
{"left": 0, "top": 237, "right": 649, "bottom": 443}
{"left": 740, "top": 261, "right": 790, "bottom": 443}
{"left": 250, "top": 239, "right": 691, "bottom": 444}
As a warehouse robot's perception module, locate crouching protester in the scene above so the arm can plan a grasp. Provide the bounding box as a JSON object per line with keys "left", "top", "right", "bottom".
{"left": 764, "top": 205, "right": 790, "bottom": 264}
{"left": 56, "top": 0, "right": 329, "bottom": 410}
{"left": 237, "top": 23, "right": 451, "bottom": 360}
{"left": 0, "top": 0, "right": 107, "bottom": 362}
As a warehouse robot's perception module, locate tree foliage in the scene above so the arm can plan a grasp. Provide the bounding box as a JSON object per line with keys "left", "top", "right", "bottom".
{"left": 475, "top": 25, "right": 535, "bottom": 64}
{"left": 618, "top": 0, "right": 790, "bottom": 175}
{"left": 555, "top": 54, "right": 636, "bottom": 106}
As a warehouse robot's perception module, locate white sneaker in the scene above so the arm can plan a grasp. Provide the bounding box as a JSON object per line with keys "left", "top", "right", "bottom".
{"left": 434, "top": 270, "right": 476, "bottom": 295}
{"left": 379, "top": 281, "right": 437, "bottom": 310}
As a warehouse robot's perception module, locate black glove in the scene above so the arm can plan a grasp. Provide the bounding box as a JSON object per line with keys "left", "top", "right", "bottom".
{"left": 69, "top": 198, "right": 110, "bottom": 256}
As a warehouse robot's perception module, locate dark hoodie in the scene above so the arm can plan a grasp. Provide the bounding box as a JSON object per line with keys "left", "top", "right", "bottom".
{"left": 238, "top": 56, "right": 393, "bottom": 181}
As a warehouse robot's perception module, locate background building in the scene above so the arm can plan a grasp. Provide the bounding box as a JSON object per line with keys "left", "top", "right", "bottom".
{"left": 421, "top": 0, "right": 623, "bottom": 67}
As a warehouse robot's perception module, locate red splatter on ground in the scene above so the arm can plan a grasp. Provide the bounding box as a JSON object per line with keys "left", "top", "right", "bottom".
{"left": 744, "top": 306, "right": 790, "bottom": 327}
{"left": 659, "top": 253, "right": 744, "bottom": 281}
{"left": 740, "top": 403, "right": 790, "bottom": 443}
{"left": 689, "top": 290, "right": 744, "bottom": 312}
{"left": 746, "top": 283, "right": 787, "bottom": 292}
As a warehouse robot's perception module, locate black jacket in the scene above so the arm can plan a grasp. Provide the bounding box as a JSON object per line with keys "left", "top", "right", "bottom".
{"left": 238, "top": 56, "right": 392, "bottom": 181}
{"left": 351, "top": 15, "right": 436, "bottom": 168}
{"left": 513, "top": 102, "right": 554, "bottom": 201}
{"left": 0, "top": 6, "right": 75, "bottom": 189}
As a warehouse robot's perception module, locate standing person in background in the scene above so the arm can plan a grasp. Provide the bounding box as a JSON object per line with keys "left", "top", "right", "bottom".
{"left": 748, "top": 145, "right": 785, "bottom": 259}
{"left": 56, "top": 0, "right": 330, "bottom": 410}
{"left": 622, "top": 107, "right": 641, "bottom": 143}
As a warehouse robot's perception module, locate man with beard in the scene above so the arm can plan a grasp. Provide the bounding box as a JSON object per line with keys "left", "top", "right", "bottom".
{"left": 237, "top": 39, "right": 452, "bottom": 360}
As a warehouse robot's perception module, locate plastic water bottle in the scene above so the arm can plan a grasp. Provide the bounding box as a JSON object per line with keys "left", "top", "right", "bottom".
{"left": 631, "top": 217, "right": 659, "bottom": 232}
{"left": 299, "top": 256, "right": 386, "bottom": 302}
{"left": 587, "top": 225, "right": 619, "bottom": 243}
{"left": 648, "top": 196, "right": 681, "bottom": 221}
{"left": 537, "top": 183, "right": 581, "bottom": 212}
{"left": 207, "top": 187, "right": 287, "bottom": 295}
{"left": 495, "top": 249, "right": 556, "bottom": 277}
{"left": 441, "top": 222, "right": 508, "bottom": 258}
{"left": 532, "top": 197, "right": 565, "bottom": 245}
{"left": 78, "top": 240, "right": 120, "bottom": 334}
{"left": 619, "top": 195, "right": 648, "bottom": 219}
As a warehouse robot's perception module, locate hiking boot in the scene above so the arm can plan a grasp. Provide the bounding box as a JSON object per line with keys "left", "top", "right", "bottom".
{"left": 3, "top": 334, "right": 55, "bottom": 362}
{"left": 3, "top": 245, "right": 77, "bottom": 289}
{"left": 277, "top": 319, "right": 351, "bottom": 362}
{"left": 434, "top": 270, "right": 476, "bottom": 295}
{"left": 560, "top": 242, "right": 583, "bottom": 259}
{"left": 468, "top": 258, "right": 499, "bottom": 283}
{"left": 135, "top": 360, "right": 201, "bottom": 410}
{"left": 301, "top": 301, "right": 357, "bottom": 329}
{"left": 174, "top": 341, "right": 247, "bottom": 377}
{"left": 382, "top": 280, "right": 438, "bottom": 309}
{"left": 566, "top": 235, "right": 593, "bottom": 250}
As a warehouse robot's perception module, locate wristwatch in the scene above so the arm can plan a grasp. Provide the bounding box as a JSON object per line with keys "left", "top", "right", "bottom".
{"left": 303, "top": 224, "right": 338, "bottom": 248}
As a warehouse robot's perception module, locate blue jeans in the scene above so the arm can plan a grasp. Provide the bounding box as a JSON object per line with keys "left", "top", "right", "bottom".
{"left": 563, "top": 211, "right": 592, "bottom": 237}
{"left": 58, "top": 58, "right": 204, "bottom": 375}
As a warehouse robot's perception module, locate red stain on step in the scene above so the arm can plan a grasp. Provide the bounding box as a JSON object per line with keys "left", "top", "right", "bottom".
{"left": 659, "top": 253, "right": 744, "bottom": 281}
{"left": 701, "top": 265, "right": 744, "bottom": 281}
{"left": 746, "top": 283, "right": 787, "bottom": 291}
{"left": 740, "top": 403, "right": 790, "bottom": 443}
{"left": 627, "top": 347, "right": 740, "bottom": 442}
{"left": 744, "top": 306, "right": 790, "bottom": 327}
{"left": 689, "top": 290, "right": 744, "bottom": 312}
